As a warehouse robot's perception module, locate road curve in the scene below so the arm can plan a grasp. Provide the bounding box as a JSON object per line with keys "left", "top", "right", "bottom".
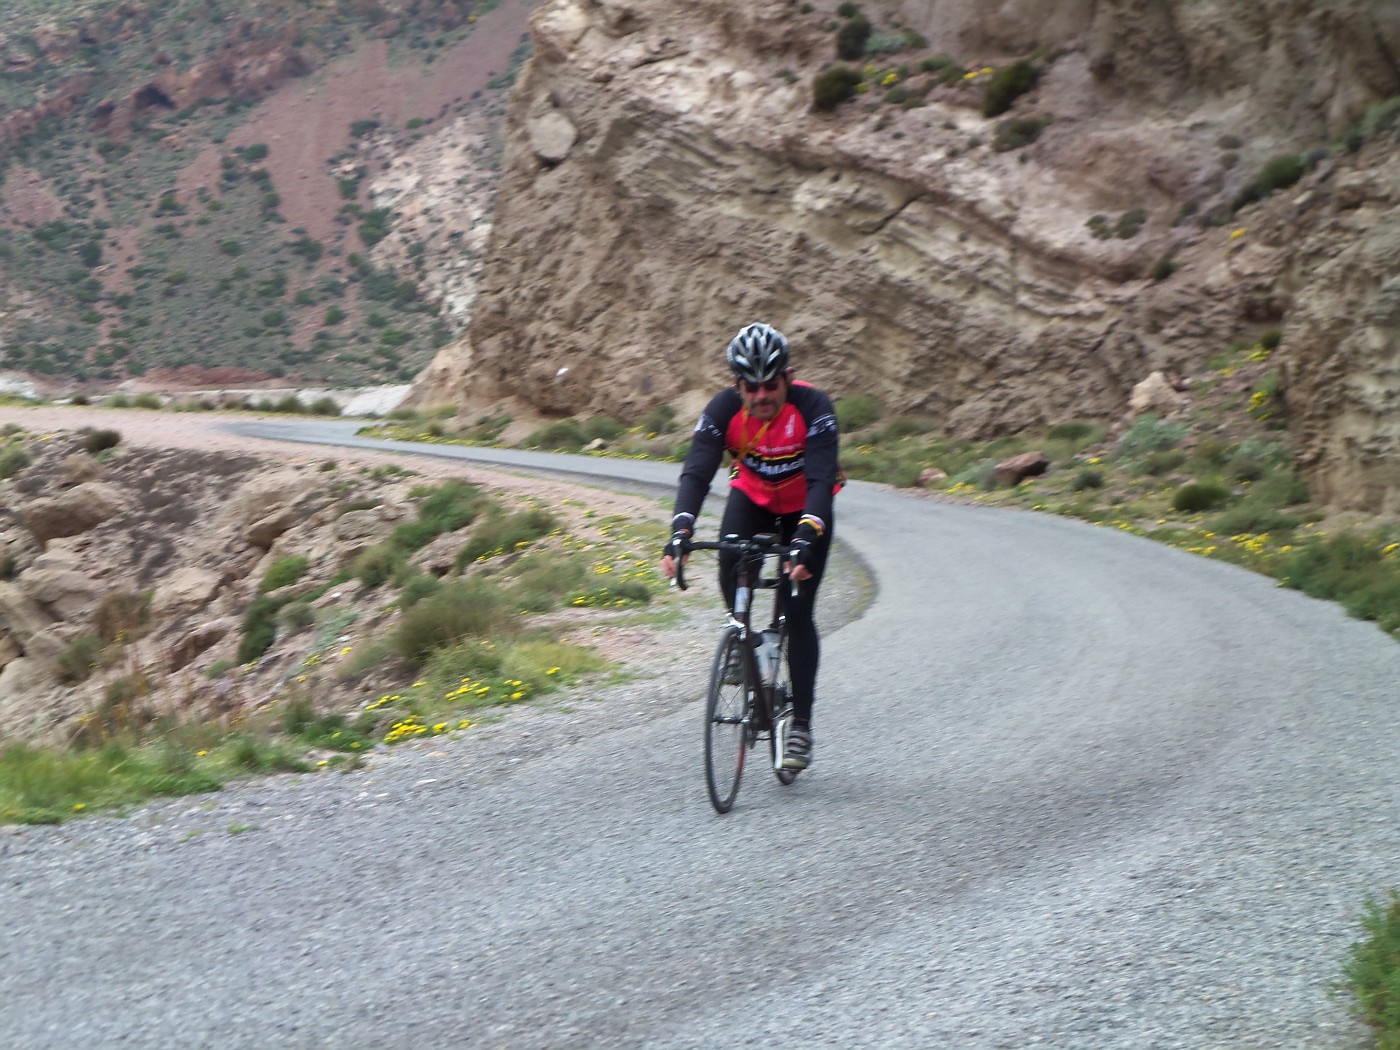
{"left": 2, "top": 420, "right": 1397, "bottom": 1048}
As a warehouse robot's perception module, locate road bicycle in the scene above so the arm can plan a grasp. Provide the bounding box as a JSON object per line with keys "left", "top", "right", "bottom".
{"left": 673, "top": 533, "right": 799, "bottom": 813}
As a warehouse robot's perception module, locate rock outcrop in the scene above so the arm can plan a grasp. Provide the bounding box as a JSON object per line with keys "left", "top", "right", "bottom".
{"left": 408, "top": 0, "right": 1400, "bottom": 510}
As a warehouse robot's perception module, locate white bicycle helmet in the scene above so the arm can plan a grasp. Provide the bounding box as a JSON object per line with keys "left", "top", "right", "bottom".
{"left": 726, "top": 322, "right": 790, "bottom": 382}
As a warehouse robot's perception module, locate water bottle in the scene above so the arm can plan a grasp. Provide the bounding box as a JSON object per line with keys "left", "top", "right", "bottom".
{"left": 757, "top": 629, "right": 782, "bottom": 686}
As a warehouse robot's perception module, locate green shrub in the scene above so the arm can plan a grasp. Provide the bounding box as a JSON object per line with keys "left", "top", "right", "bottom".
{"left": 870, "top": 415, "right": 938, "bottom": 442}
{"left": 352, "top": 544, "right": 407, "bottom": 589}
{"left": 813, "top": 65, "right": 863, "bottom": 111}
{"left": 79, "top": 428, "right": 121, "bottom": 454}
{"left": 835, "top": 393, "right": 883, "bottom": 432}
{"left": 992, "top": 116, "right": 1048, "bottom": 152}
{"left": 836, "top": 2, "right": 861, "bottom": 16}
{"left": 1046, "top": 421, "right": 1099, "bottom": 443}
{"left": 641, "top": 404, "right": 677, "bottom": 435}
{"left": 1142, "top": 448, "right": 1186, "bottom": 476}
{"left": 1150, "top": 255, "right": 1178, "bottom": 281}
{"left": 413, "top": 480, "right": 485, "bottom": 538}
{"left": 132, "top": 393, "right": 162, "bottom": 409}
{"left": 982, "top": 60, "right": 1037, "bottom": 118}
{"left": 260, "top": 555, "right": 309, "bottom": 593}
{"left": 1250, "top": 468, "right": 1309, "bottom": 507}
{"left": 835, "top": 15, "right": 871, "bottom": 60}
{"left": 1115, "top": 207, "right": 1148, "bottom": 238}
{"left": 400, "top": 573, "right": 443, "bottom": 608}
{"left": 237, "top": 595, "right": 285, "bottom": 663}
{"left": 581, "top": 415, "right": 625, "bottom": 443}
{"left": 1171, "top": 480, "right": 1232, "bottom": 513}
{"left": 278, "top": 601, "right": 316, "bottom": 632}
{"left": 56, "top": 635, "right": 104, "bottom": 683}
{"left": 1071, "top": 469, "right": 1104, "bottom": 491}
{"left": 527, "top": 417, "right": 586, "bottom": 450}
{"left": 395, "top": 578, "right": 518, "bottom": 666}
{"left": 1117, "top": 414, "right": 1187, "bottom": 461}
{"left": 456, "top": 507, "right": 559, "bottom": 566}
{"left": 0, "top": 444, "right": 31, "bottom": 479}
{"left": 1234, "top": 154, "right": 1307, "bottom": 210}
{"left": 1209, "top": 501, "right": 1301, "bottom": 537}
{"left": 94, "top": 591, "right": 149, "bottom": 644}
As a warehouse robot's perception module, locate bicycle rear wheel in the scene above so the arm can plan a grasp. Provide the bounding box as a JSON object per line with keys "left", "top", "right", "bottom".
{"left": 705, "top": 627, "right": 749, "bottom": 813}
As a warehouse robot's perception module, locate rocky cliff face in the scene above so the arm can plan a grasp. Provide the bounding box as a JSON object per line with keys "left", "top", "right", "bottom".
{"left": 408, "top": 0, "right": 1400, "bottom": 511}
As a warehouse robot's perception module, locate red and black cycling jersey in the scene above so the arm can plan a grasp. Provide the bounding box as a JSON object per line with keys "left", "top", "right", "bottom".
{"left": 672, "top": 381, "right": 840, "bottom": 538}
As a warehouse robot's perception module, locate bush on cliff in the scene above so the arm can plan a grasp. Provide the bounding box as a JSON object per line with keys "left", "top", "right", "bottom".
{"left": 813, "top": 65, "right": 863, "bottom": 112}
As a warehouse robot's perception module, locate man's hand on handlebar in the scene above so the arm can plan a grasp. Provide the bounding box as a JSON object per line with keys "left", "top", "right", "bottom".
{"left": 783, "top": 528, "right": 816, "bottom": 584}
{"left": 661, "top": 530, "right": 691, "bottom": 583}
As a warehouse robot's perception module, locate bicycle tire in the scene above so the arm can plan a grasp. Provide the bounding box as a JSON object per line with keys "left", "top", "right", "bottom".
{"left": 704, "top": 627, "right": 749, "bottom": 813}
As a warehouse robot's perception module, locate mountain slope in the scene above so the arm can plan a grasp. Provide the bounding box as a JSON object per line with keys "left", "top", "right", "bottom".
{"left": 408, "top": 0, "right": 1400, "bottom": 511}
{"left": 0, "top": 0, "right": 536, "bottom": 388}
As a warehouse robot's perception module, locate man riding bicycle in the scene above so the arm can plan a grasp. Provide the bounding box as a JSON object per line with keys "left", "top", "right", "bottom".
{"left": 660, "top": 322, "right": 841, "bottom": 770}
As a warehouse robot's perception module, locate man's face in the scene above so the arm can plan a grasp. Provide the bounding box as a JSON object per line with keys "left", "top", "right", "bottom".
{"left": 737, "top": 371, "right": 790, "bottom": 421}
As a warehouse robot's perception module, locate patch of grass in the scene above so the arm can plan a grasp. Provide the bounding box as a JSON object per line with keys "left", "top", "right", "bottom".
{"left": 1348, "top": 892, "right": 1400, "bottom": 1047}
{"left": 0, "top": 741, "right": 221, "bottom": 825}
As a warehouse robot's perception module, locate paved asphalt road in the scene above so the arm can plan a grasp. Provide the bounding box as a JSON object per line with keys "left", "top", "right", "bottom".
{"left": 3, "top": 420, "right": 1398, "bottom": 1048}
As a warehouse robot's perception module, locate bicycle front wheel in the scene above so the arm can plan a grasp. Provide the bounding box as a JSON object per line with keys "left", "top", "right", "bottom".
{"left": 704, "top": 626, "right": 749, "bottom": 813}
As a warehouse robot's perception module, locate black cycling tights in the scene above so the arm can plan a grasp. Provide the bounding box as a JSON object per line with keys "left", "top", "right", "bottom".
{"left": 717, "top": 489, "right": 831, "bottom": 729}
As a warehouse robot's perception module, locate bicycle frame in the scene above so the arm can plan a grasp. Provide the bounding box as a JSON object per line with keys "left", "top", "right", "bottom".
{"left": 676, "top": 533, "right": 797, "bottom": 797}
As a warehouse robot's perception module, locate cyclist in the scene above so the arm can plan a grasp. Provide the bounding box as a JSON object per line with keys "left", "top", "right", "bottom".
{"left": 660, "top": 322, "right": 840, "bottom": 770}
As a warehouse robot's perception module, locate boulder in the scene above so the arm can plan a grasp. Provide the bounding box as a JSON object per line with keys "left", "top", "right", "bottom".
{"left": 334, "top": 507, "right": 397, "bottom": 543}
{"left": 993, "top": 451, "right": 1051, "bottom": 486}
{"left": 917, "top": 467, "right": 948, "bottom": 487}
{"left": 57, "top": 451, "right": 104, "bottom": 487}
{"left": 151, "top": 566, "right": 223, "bottom": 619}
{"left": 16, "top": 567, "right": 102, "bottom": 620}
{"left": 528, "top": 108, "right": 578, "bottom": 166}
{"left": 1129, "top": 371, "right": 1187, "bottom": 418}
{"left": 0, "top": 581, "right": 56, "bottom": 651}
{"left": 167, "top": 617, "right": 235, "bottom": 671}
{"left": 0, "top": 657, "right": 60, "bottom": 738}
{"left": 20, "top": 481, "right": 128, "bottom": 543}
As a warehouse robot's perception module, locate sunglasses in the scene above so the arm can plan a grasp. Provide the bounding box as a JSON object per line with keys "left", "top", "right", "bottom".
{"left": 740, "top": 378, "right": 783, "bottom": 394}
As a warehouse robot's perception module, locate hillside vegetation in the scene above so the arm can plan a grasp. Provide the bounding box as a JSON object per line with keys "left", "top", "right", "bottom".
{"left": 0, "top": 0, "right": 531, "bottom": 389}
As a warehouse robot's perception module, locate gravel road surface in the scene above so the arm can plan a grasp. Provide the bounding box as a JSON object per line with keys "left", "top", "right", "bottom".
{"left": 2, "top": 417, "right": 1397, "bottom": 1048}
